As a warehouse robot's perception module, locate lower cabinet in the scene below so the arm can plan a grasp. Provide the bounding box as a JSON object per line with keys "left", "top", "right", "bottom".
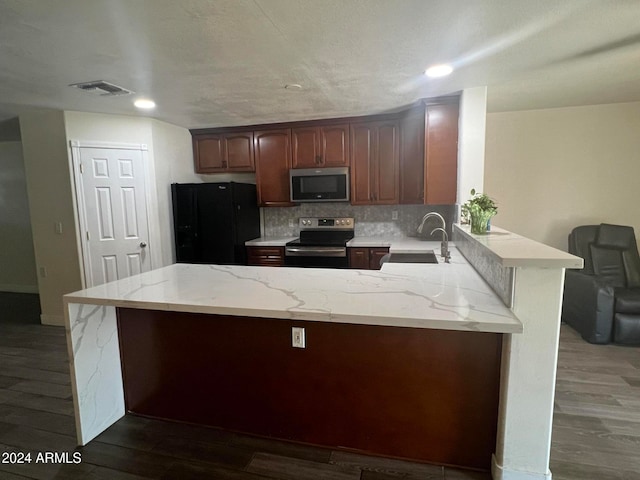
{"left": 247, "top": 247, "right": 284, "bottom": 266}
{"left": 118, "top": 308, "right": 501, "bottom": 469}
{"left": 348, "top": 247, "right": 390, "bottom": 270}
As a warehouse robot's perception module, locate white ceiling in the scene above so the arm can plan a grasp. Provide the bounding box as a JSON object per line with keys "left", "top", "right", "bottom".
{"left": 1, "top": 0, "right": 640, "bottom": 129}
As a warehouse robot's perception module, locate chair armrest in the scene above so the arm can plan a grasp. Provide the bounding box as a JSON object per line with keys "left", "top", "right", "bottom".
{"left": 562, "top": 270, "right": 615, "bottom": 343}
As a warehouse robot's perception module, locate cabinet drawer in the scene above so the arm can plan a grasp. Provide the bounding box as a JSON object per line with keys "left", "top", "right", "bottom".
{"left": 247, "top": 247, "right": 285, "bottom": 266}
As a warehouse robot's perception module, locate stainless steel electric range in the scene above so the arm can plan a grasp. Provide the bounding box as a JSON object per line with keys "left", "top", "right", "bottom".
{"left": 285, "top": 217, "right": 354, "bottom": 268}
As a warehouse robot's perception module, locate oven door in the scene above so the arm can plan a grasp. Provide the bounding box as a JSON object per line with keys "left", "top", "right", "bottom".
{"left": 284, "top": 246, "right": 349, "bottom": 268}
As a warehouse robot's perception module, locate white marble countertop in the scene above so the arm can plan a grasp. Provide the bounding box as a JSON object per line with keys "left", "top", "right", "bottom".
{"left": 245, "top": 237, "right": 297, "bottom": 247}
{"left": 246, "top": 235, "right": 447, "bottom": 253}
{"left": 346, "top": 236, "right": 448, "bottom": 252}
{"left": 64, "top": 249, "right": 521, "bottom": 334}
{"left": 345, "top": 236, "right": 393, "bottom": 247}
{"left": 454, "top": 225, "right": 583, "bottom": 268}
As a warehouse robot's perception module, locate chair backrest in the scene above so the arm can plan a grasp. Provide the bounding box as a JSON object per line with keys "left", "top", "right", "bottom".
{"left": 568, "top": 225, "right": 598, "bottom": 274}
{"left": 569, "top": 223, "right": 640, "bottom": 288}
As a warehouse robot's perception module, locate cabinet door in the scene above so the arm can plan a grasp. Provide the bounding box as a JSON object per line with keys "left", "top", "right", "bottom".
{"left": 291, "top": 127, "right": 320, "bottom": 168}
{"left": 225, "top": 132, "right": 255, "bottom": 171}
{"left": 425, "top": 103, "right": 458, "bottom": 205}
{"left": 247, "top": 246, "right": 284, "bottom": 266}
{"left": 254, "top": 129, "right": 294, "bottom": 207}
{"left": 348, "top": 248, "right": 370, "bottom": 269}
{"left": 369, "top": 247, "right": 390, "bottom": 270}
{"left": 400, "top": 109, "right": 426, "bottom": 204}
{"left": 350, "top": 123, "right": 375, "bottom": 205}
{"left": 193, "top": 134, "right": 225, "bottom": 173}
{"left": 320, "top": 124, "right": 350, "bottom": 167}
{"left": 375, "top": 120, "right": 400, "bottom": 204}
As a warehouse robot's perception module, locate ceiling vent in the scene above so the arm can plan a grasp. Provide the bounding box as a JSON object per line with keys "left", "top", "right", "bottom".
{"left": 69, "top": 80, "right": 134, "bottom": 96}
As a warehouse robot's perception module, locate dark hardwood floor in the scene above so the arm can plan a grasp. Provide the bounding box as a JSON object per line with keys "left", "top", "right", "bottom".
{"left": 551, "top": 326, "right": 640, "bottom": 480}
{"left": 1, "top": 292, "right": 638, "bottom": 479}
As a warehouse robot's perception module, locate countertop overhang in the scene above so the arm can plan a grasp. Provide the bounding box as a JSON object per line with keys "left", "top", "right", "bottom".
{"left": 65, "top": 249, "right": 522, "bottom": 334}
{"left": 245, "top": 226, "right": 585, "bottom": 269}
{"left": 455, "top": 224, "right": 584, "bottom": 268}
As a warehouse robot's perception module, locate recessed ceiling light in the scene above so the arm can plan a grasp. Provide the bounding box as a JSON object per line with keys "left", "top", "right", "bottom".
{"left": 284, "top": 84, "right": 303, "bottom": 90}
{"left": 134, "top": 98, "right": 156, "bottom": 109}
{"left": 424, "top": 64, "right": 453, "bottom": 78}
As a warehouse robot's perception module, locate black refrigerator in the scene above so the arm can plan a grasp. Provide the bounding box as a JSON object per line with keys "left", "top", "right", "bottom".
{"left": 171, "top": 182, "right": 260, "bottom": 265}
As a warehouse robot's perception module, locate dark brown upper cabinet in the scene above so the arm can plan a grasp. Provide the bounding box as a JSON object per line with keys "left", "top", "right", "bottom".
{"left": 399, "top": 109, "right": 426, "bottom": 204}
{"left": 193, "top": 132, "right": 255, "bottom": 173}
{"left": 190, "top": 95, "right": 460, "bottom": 208}
{"left": 399, "top": 99, "right": 459, "bottom": 205}
{"left": 425, "top": 102, "right": 458, "bottom": 205}
{"left": 291, "top": 124, "right": 350, "bottom": 168}
{"left": 254, "top": 129, "right": 294, "bottom": 207}
{"left": 350, "top": 120, "right": 400, "bottom": 205}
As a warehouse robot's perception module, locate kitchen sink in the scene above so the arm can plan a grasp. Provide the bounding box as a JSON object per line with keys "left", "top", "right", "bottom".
{"left": 386, "top": 252, "right": 439, "bottom": 264}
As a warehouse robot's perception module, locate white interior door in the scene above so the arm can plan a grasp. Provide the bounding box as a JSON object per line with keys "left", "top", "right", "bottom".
{"left": 78, "top": 147, "right": 151, "bottom": 286}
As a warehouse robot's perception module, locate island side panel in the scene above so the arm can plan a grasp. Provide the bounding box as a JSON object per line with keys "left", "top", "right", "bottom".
{"left": 493, "top": 267, "right": 566, "bottom": 480}
{"left": 117, "top": 308, "right": 503, "bottom": 470}
{"left": 65, "top": 302, "right": 125, "bottom": 445}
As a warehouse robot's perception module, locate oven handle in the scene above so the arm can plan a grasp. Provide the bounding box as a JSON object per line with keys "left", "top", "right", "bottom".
{"left": 285, "top": 247, "right": 347, "bottom": 257}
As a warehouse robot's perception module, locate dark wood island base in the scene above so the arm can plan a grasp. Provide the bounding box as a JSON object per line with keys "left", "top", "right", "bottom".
{"left": 117, "top": 308, "right": 502, "bottom": 470}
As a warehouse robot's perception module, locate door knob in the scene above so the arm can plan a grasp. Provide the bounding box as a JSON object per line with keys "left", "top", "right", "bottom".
{"left": 140, "top": 242, "right": 148, "bottom": 248}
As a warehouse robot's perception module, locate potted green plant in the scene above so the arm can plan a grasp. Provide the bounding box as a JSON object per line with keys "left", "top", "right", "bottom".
{"left": 461, "top": 189, "right": 498, "bottom": 234}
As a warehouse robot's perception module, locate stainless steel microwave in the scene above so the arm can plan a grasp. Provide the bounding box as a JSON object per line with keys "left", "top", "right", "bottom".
{"left": 290, "top": 167, "right": 350, "bottom": 203}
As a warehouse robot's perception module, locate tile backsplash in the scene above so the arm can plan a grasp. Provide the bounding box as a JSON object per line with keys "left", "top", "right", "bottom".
{"left": 263, "top": 204, "right": 457, "bottom": 239}
{"left": 452, "top": 225, "right": 514, "bottom": 307}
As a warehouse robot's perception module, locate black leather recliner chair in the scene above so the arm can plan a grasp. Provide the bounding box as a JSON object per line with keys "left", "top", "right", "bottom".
{"left": 562, "top": 223, "right": 640, "bottom": 345}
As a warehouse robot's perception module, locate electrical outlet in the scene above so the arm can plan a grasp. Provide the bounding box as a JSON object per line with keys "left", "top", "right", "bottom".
{"left": 39, "top": 266, "right": 47, "bottom": 278}
{"left": 391, "top": 211, "right": 398, "bottom": 220}
{"left": 55, "top": 222, "right": 63, "bottom": 234}
{"left": 292, "top": 327, "right": 306, "bottom": 348}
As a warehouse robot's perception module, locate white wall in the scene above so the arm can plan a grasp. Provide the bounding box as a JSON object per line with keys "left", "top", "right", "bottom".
{"left": 0, "top": 141, "right": 38, "bottom": 292}
{"left": 150, "top": 119, "right": 199, "bottom": 265}
{"left": 20, "top": 110, "right": 83, "bottom": 325}
{"left": 485, "top": 101, "right": 640, "bottom": 250}
{"left": 17, "top": 110, "right": 196, "bottom": 324}
{"left": 457, "top": 86, "right": 488, "bottom": 206}
{"left": 151, "top": 119, "right": 257, "bottom": 262}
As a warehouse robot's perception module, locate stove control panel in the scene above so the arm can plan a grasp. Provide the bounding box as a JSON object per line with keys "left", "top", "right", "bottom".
{"left": 299, "top": 217, "right": 354, "bottom": 229}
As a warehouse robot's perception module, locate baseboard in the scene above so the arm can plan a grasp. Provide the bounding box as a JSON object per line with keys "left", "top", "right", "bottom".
{"left": 41, "top": 314, "right": 64, "bottom": 326}
{"left": 0, "top": 284, "right": 39, "bottom": 294}
{"left": 492, "top": 455, "right": 552, "bottom": 480}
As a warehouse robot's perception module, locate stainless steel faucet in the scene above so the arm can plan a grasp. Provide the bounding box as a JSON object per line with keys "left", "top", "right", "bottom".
{"left": 430, "top": 227, "right": 451, "bottom": 263}
{"left": 417, "top": 211, "right": 446, "bottom": 234}
{"left": 417, "top": 212, "right": 450, "bottom": 263}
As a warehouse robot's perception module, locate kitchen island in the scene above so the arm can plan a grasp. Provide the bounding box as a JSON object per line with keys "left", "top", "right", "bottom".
{"left": 64, "top": 225, "right": 581, "bottom": 479}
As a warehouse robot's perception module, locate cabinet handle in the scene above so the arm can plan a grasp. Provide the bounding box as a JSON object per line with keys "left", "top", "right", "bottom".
{"left": 315, "top": 155, "right": 322, "bottom": 165}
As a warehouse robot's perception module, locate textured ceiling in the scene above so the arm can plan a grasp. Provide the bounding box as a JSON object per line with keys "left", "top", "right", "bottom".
{"left": 1, "top": 0, "right": 640, "bottom": 129}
